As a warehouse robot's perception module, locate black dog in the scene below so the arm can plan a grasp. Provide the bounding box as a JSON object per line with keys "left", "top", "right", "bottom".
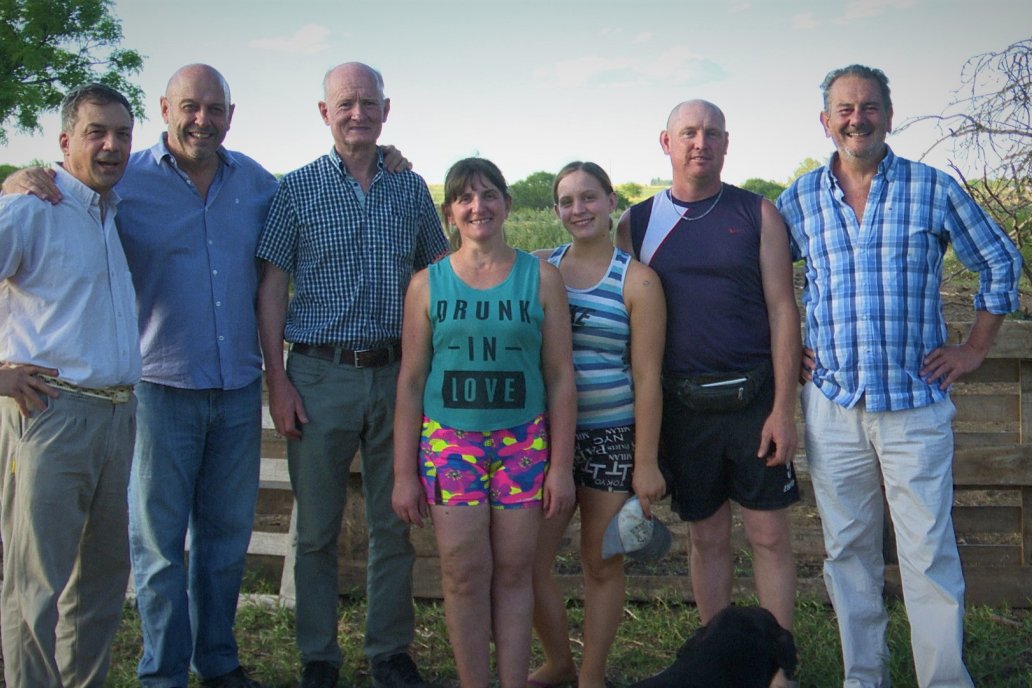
{"left": 630, "top": 605, "right": 797, "bottom": 688}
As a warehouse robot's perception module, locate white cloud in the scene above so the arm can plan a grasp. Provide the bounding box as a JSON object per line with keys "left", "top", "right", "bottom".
{"left": 730, "top": 2, "right": 752, "bottom": 13}
{"left": 632, "top": 31, "right": 653, "bottom": 44}
{"left": 533, "top": 47, "right": 725, "bottom": 90}
{"left": 792, "top": 11, "right": 820, "bottom": 29}
{"left": 535, "top": 55, "right": 635, "bottom": 89}
{"left": 840, "top": 0, "right": 917, "bottom": 22}
{"left": 792, "top": 0, "right": 915, "bottom": 29}
{"left": 248, "top": 24, "right": 333, "bottom": 55}
{"left": 533, "top": 44, "right": 725, "bottom": 91}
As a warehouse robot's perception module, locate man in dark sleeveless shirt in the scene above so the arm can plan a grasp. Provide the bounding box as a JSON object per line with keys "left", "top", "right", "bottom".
{"left": 617, "top": 101, "right": 801, "bottom": 687}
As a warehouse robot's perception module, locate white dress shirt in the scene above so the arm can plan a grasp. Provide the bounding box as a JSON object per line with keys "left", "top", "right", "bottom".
{"left": 0, "top": 165, "right": 141, "bottom": 387}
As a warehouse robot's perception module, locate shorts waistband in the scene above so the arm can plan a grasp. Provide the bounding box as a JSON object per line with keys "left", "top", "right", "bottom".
{"left": 38, "top": 375, "right": 134, "bottom": 404}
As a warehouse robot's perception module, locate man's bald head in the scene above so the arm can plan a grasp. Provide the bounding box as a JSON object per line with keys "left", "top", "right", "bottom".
{"left": 323, "top": 62, "right": 385, "bottom": 104}
{"left": 166, "top": 64, "right": 231, "bottom": 106}
{"left": 160, "top": 63, "right": 234, "bottom": 169}
{"left": 666, "top": 99, "right": 726, "bottom": 133}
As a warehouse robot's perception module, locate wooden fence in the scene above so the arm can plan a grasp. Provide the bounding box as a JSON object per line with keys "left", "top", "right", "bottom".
{"left": 248, "top": 320, "right": 1032, "bottom": 607}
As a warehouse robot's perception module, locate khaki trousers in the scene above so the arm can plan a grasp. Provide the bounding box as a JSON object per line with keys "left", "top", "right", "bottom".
{"left": 1, "top": 391, "right": 136, "bottom": 688}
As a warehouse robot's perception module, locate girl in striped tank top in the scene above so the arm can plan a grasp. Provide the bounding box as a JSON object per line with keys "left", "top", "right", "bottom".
{"left": 530, "top": 162, "right": 667, "bottom": 688}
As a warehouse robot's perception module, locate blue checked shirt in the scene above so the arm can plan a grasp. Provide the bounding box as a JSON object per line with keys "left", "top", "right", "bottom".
{"left": 257, "top": 148, "right": 447, "bottom": 348}
{"left": 777, "top": 147, "right": 1022, "bottom": 412}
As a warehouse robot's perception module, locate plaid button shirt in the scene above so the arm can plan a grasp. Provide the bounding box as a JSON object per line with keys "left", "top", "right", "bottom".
{"left": 777, "top": 147, "right": 1022, "bottom": 412}
{"left": 257, "top": 148, "right": 447, "bottom": 348}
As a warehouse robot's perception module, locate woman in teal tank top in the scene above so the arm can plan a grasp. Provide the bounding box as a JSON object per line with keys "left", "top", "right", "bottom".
{"left": 393, "top": 158, "right": 577, "bottom": 688}
{"left": 529, "top": 163, "right": 667, "bottom": 688}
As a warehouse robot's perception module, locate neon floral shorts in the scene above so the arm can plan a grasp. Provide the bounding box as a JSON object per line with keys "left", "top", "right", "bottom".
{"left": 419, "top": 414, "right": 549, "bottom": 509}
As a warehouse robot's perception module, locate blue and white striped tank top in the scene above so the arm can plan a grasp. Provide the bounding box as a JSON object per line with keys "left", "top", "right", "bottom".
{"left": 548, "top": 245, "right": 635, "bottom": 431}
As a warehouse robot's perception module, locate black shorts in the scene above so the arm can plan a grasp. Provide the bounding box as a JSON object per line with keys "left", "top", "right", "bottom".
{"left": 573, "top": 424, "right": 634, "bottom": 492}
{"left": 660, "top": 378, "right": 799, "bottom": 521}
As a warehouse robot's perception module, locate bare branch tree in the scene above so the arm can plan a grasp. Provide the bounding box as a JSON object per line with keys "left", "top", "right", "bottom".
{"left": 898, "top": 37, "right": 1032, "bottom": 285}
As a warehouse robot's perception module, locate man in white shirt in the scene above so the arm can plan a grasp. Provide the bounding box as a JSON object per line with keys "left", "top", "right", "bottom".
{"left": 0, "top": 82, "right": 141, "bottom": 688}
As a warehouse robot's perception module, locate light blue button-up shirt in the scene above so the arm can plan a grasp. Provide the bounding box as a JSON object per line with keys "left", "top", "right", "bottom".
{"left": 115, "top": 135, "right": 278, "bottom": 390}
{"left": 0, "top": 166, "right": 141, "bottom": 387}
{"left": 777, "top": 147, "right": 1022, "bottom": 412}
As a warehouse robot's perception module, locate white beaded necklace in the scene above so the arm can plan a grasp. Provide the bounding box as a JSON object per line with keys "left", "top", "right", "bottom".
{"left": 671, "top": 183, "right": 724, "bottom": 222}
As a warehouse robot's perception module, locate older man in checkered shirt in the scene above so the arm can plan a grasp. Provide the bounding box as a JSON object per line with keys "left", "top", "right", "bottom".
{"left": 256, "top": 62, "right": 447, "bottom": 688}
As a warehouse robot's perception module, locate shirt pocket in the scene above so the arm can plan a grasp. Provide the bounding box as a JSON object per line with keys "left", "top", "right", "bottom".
{"left": 879, "top": 195, "right": 946, "bottom": 271}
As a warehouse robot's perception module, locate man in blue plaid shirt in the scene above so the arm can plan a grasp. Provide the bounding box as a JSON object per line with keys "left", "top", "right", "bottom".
{"left": 778, "top": 64, "right": 1022, "bottom": 688}
{"left": 256, "top": 62, "right": 447, "bottom": 688}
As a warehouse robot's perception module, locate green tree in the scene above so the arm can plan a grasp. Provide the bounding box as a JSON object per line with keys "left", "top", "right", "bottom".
{"left": 510, "top": 171, "right": 555, "bottom": 211}
{"left": 614, "top": 189, "right": 632, "bottom": 211}
{"left": 0, "top": 0, "right": 145, "bottom": 144}
{"left": 0, "top": 163, "right": 19, "bottom": 182}
{"left": 786, "top": 157, "right": 823, "bottom": 184}
{"left": 617, "top": 182, "right": 643, "bottom": 200}
{"left": 740, "top": 177, "right": 786, "bottom": 202}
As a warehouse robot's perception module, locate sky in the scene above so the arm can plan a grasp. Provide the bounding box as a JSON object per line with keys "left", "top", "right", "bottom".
{"left": 3, "top": 0, "right": 1031, "bottom": 185}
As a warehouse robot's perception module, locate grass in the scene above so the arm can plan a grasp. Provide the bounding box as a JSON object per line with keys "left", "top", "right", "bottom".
{"left": 99, "top": 594, "right": 1032, "bottom": 687}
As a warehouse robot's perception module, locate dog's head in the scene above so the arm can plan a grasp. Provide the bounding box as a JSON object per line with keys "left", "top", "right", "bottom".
{"left": 632, "top": 605, "right": 797, "bottom": 688}
{"left": 685, "top": 606, "right": 797, "bottom": 686}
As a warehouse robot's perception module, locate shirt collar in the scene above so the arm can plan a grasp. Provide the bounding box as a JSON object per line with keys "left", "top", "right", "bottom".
{"left": 149, "top": 133, "right": 235, "bottom": 170}
{"left": 329, "top": 146, "right": 384, "bottom": 178}
{"left": 52, "top": 163, "right": 120, "bottom": 211}
{"left": 825, "top": 145, "right": 898, "bottom": 187}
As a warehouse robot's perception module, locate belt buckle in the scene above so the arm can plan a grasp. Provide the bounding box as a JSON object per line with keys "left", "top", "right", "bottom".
{"left": 351, "top": 348, "right": 371, "bottom": 368}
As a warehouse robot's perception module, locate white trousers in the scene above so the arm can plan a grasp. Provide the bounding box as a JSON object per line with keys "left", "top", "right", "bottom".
{"left": 801, "top": 385, "right": 973, "bottom": 688}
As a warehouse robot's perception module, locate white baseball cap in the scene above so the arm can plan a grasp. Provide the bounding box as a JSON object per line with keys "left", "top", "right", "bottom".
{"left": 601, "top": 496, "right": 672, "bottom": 561}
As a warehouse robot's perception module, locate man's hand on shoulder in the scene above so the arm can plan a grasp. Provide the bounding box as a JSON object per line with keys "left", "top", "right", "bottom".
{"left": 1, "top": 168, "right": 61, "bottom": 204}
{"left": 0, "top": 363, "right": 60, "bottom": 416}
{"left": 379, "top": 145, "right": 413, "bottom": 173}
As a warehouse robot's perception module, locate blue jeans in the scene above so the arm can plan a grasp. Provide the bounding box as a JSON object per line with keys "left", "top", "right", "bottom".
{"left": 128, "top": 380, "right": 262, "bottom": 686}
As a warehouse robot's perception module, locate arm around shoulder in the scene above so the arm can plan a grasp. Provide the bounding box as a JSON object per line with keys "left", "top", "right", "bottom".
{"left": 1, "top": 167, "right": 60, "bottom": 204}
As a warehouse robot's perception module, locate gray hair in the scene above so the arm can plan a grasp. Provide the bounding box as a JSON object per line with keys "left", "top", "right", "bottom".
{"left": 60, "top": 83, "right": 133, "bottom": 133}
{"left": 820, "top": 65, "right": 892, "bottom": 112}
{"left": 322, "top": 62, "right": 386, "bottom": 103}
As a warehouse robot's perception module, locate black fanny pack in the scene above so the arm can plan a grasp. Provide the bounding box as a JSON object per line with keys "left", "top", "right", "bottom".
{"left": 664, "top": 360, "right": 772, "bottom": 413}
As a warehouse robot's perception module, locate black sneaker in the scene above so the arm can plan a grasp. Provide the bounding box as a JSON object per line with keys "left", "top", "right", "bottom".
{"left": 202, "top": 666, "right": 263, "bottom": 688}
{"left": 300, "top": 661, "right": 340, "bottom": 688}
{"left": 371, "top": 653, "right": 429, "bottom": 688}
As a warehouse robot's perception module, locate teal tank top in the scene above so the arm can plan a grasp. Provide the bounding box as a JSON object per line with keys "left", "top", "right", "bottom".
{"left": 424, "top": 250, "right": 546, "bottom": 431}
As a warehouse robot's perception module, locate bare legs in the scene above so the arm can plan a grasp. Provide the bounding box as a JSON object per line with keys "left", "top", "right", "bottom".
{"left": 688, "top": 502, "right": 796, "bottom": 687}
{"left": 531, "top": 488, "right": 629, "bottom": 688}
{"left": 433, "top": 504, "right": 542, "bottom": 688}
{"left": 530, "top": 504, "right": 576, "bottom": 686}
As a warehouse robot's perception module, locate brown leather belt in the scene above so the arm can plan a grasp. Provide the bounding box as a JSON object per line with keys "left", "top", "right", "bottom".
{"left": 292, "top": 342, "right": 401, "bottom": 368}
{"left": 38, "top": 375, "right": 134, "bottom": 404}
